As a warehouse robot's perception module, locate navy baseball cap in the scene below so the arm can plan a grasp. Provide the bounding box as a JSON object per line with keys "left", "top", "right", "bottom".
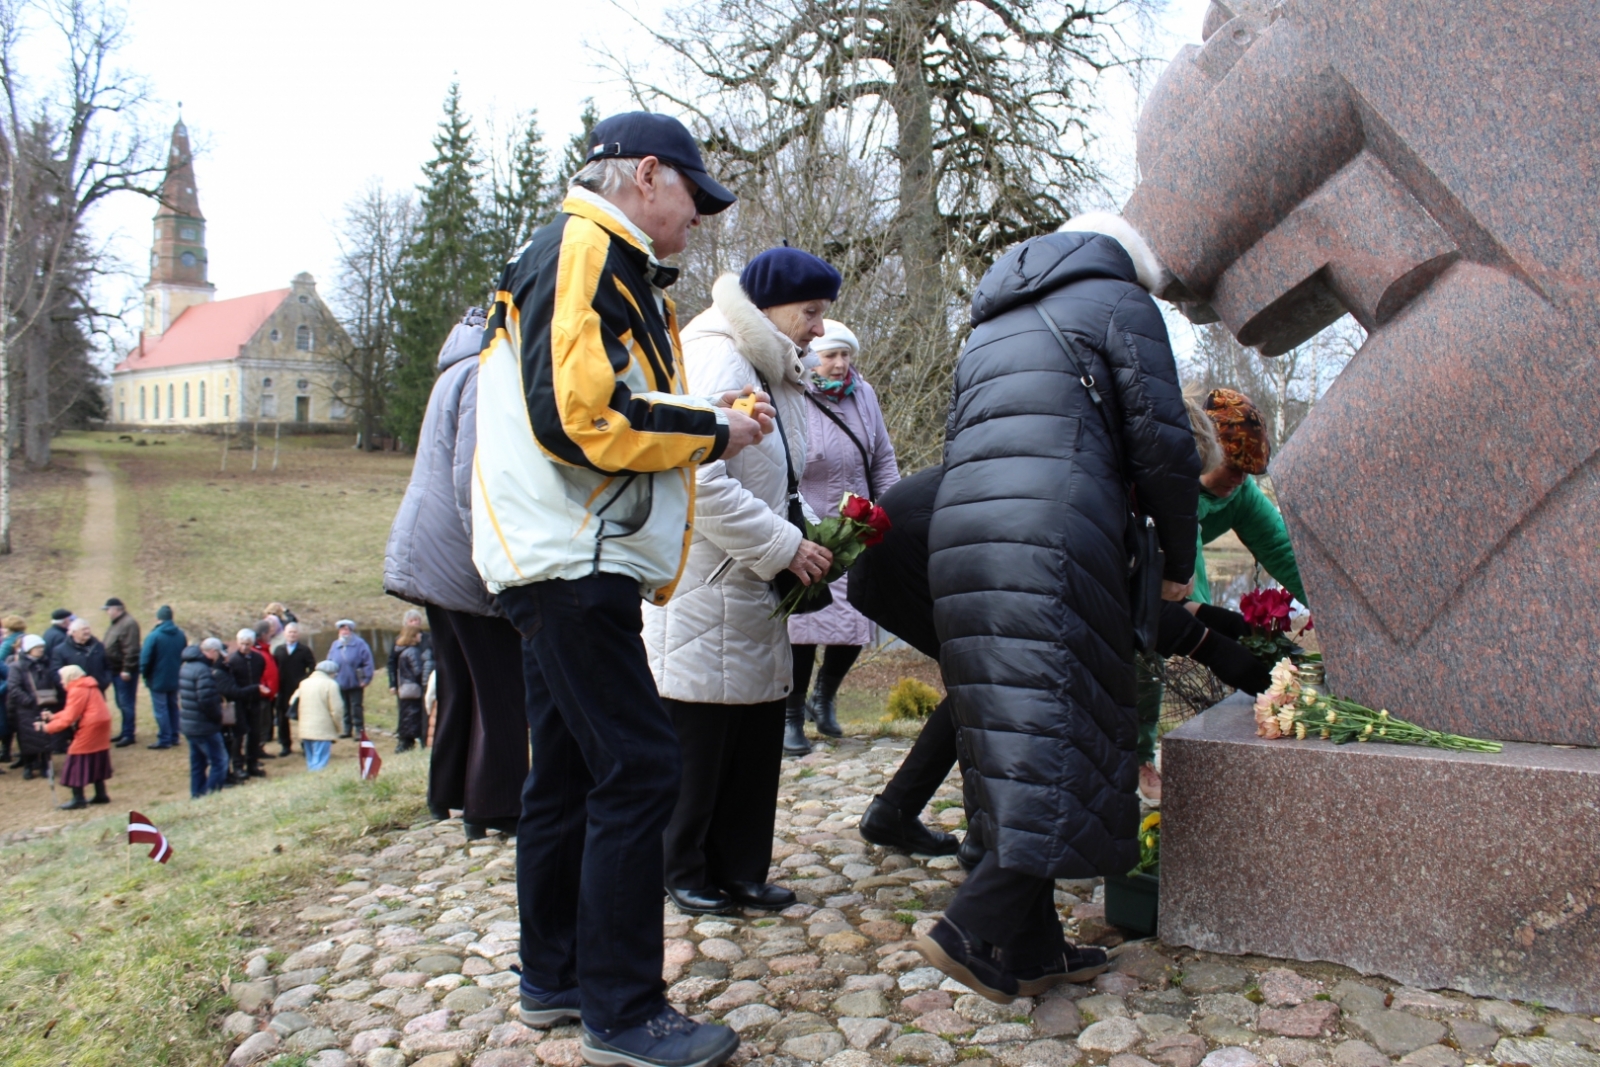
{"left": 586, "top": 112, "right": 736, "bottom": 216}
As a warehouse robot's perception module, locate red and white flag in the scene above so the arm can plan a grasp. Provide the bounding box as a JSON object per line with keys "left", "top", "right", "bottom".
{"left": 358, "top": 731, "right": 382, "bottom": 781}
{"left": 128, "top": 811, "right": 172, "bottom": 864}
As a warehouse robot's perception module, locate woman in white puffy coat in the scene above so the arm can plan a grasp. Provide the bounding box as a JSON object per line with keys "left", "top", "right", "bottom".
{"left": 644, "top": 248, "right": 841, "bottom": 916}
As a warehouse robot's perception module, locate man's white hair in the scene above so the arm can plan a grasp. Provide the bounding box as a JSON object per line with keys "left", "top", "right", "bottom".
{"left": 68, "top": 618, "right": 91, "bottom": 634}
{"left": 570, "top": 157, "right": 681, "bottom": 197}
{"left": 237, "top": 628, "right": 256, "bottom": 644}
{"left": 1059, "top": 212, "right": 1171, "bottom": 295}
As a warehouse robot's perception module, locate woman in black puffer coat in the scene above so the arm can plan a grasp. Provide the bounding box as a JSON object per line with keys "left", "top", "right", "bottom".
{"left": 919, "top": 215, "right": 1201, "bottom": 1002}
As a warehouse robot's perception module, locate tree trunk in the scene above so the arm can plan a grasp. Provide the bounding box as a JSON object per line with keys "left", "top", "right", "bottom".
{"left": 23, "top": 331, "right": 50, "bottom": 467}
{"left": 0, "top": 333, "right": 10, "bottom": 554}
{"left": 886, "top": 0, "right": 948, "bottom": 368}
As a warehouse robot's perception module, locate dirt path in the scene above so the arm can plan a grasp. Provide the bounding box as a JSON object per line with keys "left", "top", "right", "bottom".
{"left": 61, "top": 450, "right": 118, "bottom": 613}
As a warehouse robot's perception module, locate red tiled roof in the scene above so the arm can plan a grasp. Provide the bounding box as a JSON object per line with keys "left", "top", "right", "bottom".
{"left": 112, "top": 289, "right": 289, "bottom": 372}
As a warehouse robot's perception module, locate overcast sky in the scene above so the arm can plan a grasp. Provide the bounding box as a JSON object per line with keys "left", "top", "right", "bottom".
{"left": 82, "top": 0, "right": 1211, "bottom": 360}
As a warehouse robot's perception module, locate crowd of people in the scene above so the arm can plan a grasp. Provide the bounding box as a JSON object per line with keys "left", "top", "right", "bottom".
{"left": 0, "top": 600, "right": 424, "bottom": 805}
{"left": 377, "top": 109, "right": 1307, "bottom": 1067}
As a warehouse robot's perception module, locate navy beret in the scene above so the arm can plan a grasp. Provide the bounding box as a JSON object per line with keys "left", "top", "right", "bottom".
{"left": 739, "top": 248, "right": 841, "bottom": 309}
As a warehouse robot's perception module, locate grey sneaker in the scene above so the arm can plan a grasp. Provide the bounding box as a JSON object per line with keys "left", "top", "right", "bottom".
{"left": 520, "top": 984, "right": 581, "bottom": 1026}
{"left": 582, "top": 1005, "right": 739, "bottom": 1067}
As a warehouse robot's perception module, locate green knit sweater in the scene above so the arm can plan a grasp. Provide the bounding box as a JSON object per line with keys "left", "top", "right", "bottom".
{"left": 1192, "top": 476, "right": 1307, "bottom": 606}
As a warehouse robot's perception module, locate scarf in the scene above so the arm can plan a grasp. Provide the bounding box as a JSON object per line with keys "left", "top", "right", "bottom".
{"left": 810, "top": 367, "right": 856, "bottom": 398}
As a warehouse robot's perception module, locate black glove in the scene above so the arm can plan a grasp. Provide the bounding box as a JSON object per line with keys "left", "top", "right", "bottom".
{"left": 1191, "top": 631, "right": 1273, "bottom": 695}
{"left": 1194, "top": 603, "right": 1251, "bottom": 641}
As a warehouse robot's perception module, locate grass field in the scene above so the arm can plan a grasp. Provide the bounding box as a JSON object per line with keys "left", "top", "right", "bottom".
{"left": 0, "top": 747, "right": 430, "bottom": 1067}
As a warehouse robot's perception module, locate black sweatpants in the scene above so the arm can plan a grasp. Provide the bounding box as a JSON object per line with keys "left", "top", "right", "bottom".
{"left": 944, "top": 850, "right": 1068, "bottom": 965}
{"left": 879, "top": 696, "right": 959, "bottom": 816}
{"left": 790, "top": 643, "right": 862, "bottom": 699}
{"left": 661, "top": 698, "right": 785, "bottom": 889}
{"left": 425, "top": 604, "right": 528, "bottom": 822}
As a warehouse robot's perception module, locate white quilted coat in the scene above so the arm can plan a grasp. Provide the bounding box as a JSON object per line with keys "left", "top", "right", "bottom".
{"left": 644, "top": 276, "right": 811, "bottom": 705}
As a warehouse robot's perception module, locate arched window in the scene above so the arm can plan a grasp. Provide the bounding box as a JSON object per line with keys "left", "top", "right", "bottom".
{"left": 139, "top": 386, "right": 146, "bottom": 420}
{"left": 152, "top": 386, "right": 159, "bottom": 420}
{"left": 224, "top": 392, "right": 230, "bottom": 418}
{"left": 183, "top": 381, "right": 190, "bottom": 418}
{"left": 269, "top": 328, "right": 281, "bottom": 342}
{"left": 199, "top": 380, "right": 206, "bottom": 417}
{"left": 295, "top": 325, "right": 313, "bottom": 352}
{"left": 167, "top": 383, "right": 174, "bottom": 420}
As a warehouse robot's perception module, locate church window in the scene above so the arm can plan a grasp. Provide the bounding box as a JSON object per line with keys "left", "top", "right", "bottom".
{"left": 262, "top": 377, "right": 273, "bottom": 388}
{"left": 140, "top": 387, "right": 146, "bottom": 420}
{"left": 224, "top": 393, "right": 230, "bottom": 417}
{"left": 329, "top": 398, "right": 348, "bottom": 420}
{"left": 199, "top": 380, "right": 206, "bottom": 417}
{"left": 150, "top": 251, "right": 158, "bottom": 269}
{"left": 180, "top": 225, "right": 197, "bottom": 240}
{"left": 261, "top": 393, "right": 277, "bottom": 419}
{"left": 298, "top": 295, "right": 309, "bottom": 304}
{"left": 183, "top": 382, "right": 190, "bottom": 417}
{"left": 269, "top": 328, "right": 281, "bottom": 342}
{"left": 167, "top": 383, "right": 175, "bottom": 420}
{"left": 296, "top": 325, "right": 313, "bottom": 352}
{"left": 180, "top": 252, "right": 197, "bottom": 267}
{"left": 119, "top": 401, "right": 125, "bottom": 421}
{"left": 296, "top": 378, "right": 309, "bottom": 392}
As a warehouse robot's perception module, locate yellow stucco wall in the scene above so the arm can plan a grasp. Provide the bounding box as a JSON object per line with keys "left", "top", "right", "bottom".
{"left": 111, "top": 362, "right": 351, "bottom": 427}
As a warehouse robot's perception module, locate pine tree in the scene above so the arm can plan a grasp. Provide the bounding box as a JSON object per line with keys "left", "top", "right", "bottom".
{"left": 389, "top": 83, "right": 491, "bottom": 447}
{"left": 556, "top": 98, "right": 601, "bottom": 188}
{"left": 483, "top": 111, "right": 554, "bottom": 268}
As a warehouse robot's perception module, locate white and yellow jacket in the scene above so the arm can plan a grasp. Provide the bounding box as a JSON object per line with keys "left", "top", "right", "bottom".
{"left": 472, "top": 192, "right": 729, "bottom": 606}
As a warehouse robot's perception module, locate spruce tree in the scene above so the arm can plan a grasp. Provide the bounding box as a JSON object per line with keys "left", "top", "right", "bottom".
{"left": 484, "top": 111, "right": 554, "bottom": 268}
{"left": 556, "top": 98, "right": 601, "bottom": 188}
{"left": 389, "top": 83, "right": 491, "bottom": 447}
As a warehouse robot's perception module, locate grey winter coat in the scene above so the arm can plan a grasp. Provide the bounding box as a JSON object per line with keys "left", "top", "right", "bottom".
{"left": 384, "top": 317, "right": 500, "bottom": 617}
{"left": 930, "top": 229, "right": 1200, "bottom": 881}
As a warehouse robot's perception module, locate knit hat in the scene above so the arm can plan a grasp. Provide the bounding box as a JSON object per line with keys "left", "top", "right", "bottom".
{"left": 739, "top": 248, "right": 841, "bottom": 309}
{"left": 51, "top": 608, "right": 71, "bottom": 621}
{"left": 336, "top": 618, "right": 356, "bottom": 630}
{"left": 156, "top": 605, "right": 173, "bottom": 621}
{"left": 1204, "top": 388, "right": 1271, "bottom": 475}
{"left": 20, "top": 634, "right": 44, "bottom": 653}
{"left": 808, "top": 319, "right": 859, "bottom": 359}
{"left": 316, "top": 659, "right": 339, "bottom": 675}
{"left": 103, "top": 597, "right": 125, "bottom": 609}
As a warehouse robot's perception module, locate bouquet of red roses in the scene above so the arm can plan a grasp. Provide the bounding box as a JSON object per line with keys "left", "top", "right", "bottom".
{"left": 772, "top": 493, "right": 891, "bottom": 619}
{"left": 1237, "top": 587, "right": 1310, "bottom": 670}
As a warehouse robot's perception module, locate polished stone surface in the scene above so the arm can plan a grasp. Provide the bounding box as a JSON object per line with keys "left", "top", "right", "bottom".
{"left": 1160, "top": 697, "right": 1600, "bottom": 1012}
{"left": 1123, "top": 1, "right": 1600, "bottom": 743}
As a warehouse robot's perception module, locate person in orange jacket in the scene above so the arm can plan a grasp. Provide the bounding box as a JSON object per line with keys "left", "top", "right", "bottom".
{"left": 39, "top": 664, "right": 113, "bottom": 809}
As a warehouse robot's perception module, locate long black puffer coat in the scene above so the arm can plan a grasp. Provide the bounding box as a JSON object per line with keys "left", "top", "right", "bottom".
{"left": 929, "top": 230, "right": 1200, "bottom": 880}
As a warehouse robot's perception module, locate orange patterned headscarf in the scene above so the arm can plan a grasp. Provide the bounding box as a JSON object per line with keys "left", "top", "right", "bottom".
{"left": 1203, "top": 388, "right": 1270, "bottom": 475}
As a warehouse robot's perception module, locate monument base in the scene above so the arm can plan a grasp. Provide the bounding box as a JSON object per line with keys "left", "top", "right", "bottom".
{"left": 1160, "top": 696, "right": 1600, "bottom": 1013}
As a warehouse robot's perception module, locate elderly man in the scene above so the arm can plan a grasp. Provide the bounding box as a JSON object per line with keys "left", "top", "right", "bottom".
{"left": 102, "top": 598, "right": 142, "bottom": 747}
{"left": 51, "top": 619, "right": 111, "bottom": 691}
{"left": 178, "top": 638, "right": 241, "bottom": 797}
{"left": 226, "top": 629, "right": 273, "bottom": 781}
{"left": 473, "top": 111, "right": 768, "bottom": 1067}
{"left": 273, "top": 623, "right": 317, "bottom": 758}
{"left": 326, "top": 620, "right": 375, "bottom": 737}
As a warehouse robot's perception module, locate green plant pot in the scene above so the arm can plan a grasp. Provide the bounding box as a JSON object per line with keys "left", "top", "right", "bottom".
{"left": 1105, "top": 871, "right": 1160, "bottom": 936}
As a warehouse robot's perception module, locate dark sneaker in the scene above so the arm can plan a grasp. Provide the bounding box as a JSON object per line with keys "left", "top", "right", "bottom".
{"left": 915, "top": 917, "right": 1017, "bottom": 1004}
{"left": 858, "top": 795, "right": 959, "bottom": 856}
{"left": 582, "top": 1005, "right": 740, "bottom": 1067}
{"left": 519, "top": 984, "right": 582, "bottom": 1026}
{"left": 1012, "top": 944, "right": 1110, "bottom": 996}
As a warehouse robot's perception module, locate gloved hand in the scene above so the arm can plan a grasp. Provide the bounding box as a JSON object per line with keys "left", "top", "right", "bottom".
{"left": 1194, "top": 603, "right": 1251, "bottom": 640}
{"left": 1191, "top": 631, "right": 1273, "bottom": 694}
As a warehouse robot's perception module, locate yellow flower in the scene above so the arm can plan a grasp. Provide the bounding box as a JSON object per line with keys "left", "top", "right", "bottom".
{"left": 1379, "top": 709, "right": 1390, "bottom": 719}
{"left": 1141, "top": 813, "right": 1161, "bottom": 832}
{"left": 1302, "top": 693, "right": 1316, "bottom": 706}
{"left": 1379, "top": 726, "right": 1388, "bottom": 736}
{"left": 1362, "top": 723, "right": 1374, "bottom": 736}
{"left": 1295, "top": 723, "right": 1307, "bottom": 740}
{"left": 1325, "top": 710, "right": 1338, "bottom": 723}
{"left": 1144, "top": 834, "right": 1155, "bottom": 849}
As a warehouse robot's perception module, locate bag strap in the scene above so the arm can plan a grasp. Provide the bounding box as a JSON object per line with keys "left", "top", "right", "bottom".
{"left": 805, "top": 391, "right": 877, "bottom": 499}
{"left": 1033, "top": 304, "right": 1126, "bottom": 473}
{"left": 758, "top": 375, "right": 803, "bottom": 504}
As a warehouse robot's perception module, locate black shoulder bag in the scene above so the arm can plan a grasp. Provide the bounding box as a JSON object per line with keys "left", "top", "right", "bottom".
{"left": 805, "top": 391, "right": 877, "bottom": 500}
{"left": 764, "top": 381, "right": 833, "bottom": 615}
{"left": 1033, "top": 306, "right": 1165, "bottom": 652}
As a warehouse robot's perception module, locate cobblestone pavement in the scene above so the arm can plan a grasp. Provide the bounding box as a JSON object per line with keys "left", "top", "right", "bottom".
{"left": 218, "top": 737, "right": 1600, "bottom": 1067}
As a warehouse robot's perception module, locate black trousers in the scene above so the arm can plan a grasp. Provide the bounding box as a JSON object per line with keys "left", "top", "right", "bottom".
{"left": 499, "top": 574, "right": 679, "bottom": 1037}
{"left": 790, "top": 643, "right": 862, "bottom": 698}
{"left": 661, "top": 698, "right": 785, "bottom": 889}
{"left": 879, "top": 695, "right": 960, "bottom": 815}
{"left": 426, "top": 605, "right": 529, "bottom": 822}
{"left": 274, "top": 695, "right": 293, "bottom": 751}
{"left": 945, "top": 850, "right": 1067, "bottom": 965}
{"left": 340, "top": 687, "right": 365, "bottom": 734}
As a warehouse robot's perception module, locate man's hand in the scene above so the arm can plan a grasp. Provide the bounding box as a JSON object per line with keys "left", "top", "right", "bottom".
{"left": 788, "top": 540, "right": 834, "bottom": 586}
{"left": 1161, "top": 578, "right": 1194, "bottom": 602}
{"left": 719, "top": 387, "right": 775, "bottom": 442}
{"left": 120, "top": 671, "right": 132, "bottom": 681}
{"left": 258, "top": 684, "right": 272, "bottom": 696}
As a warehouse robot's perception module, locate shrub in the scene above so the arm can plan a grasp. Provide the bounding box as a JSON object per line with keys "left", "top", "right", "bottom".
{"left": 885, "top": 677, "right": 941, "bottom": 721}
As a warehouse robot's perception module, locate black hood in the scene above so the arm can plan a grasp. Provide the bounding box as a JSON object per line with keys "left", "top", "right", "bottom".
{"left": 971, "top": 232, "right": 1139, "bottom": 327}
{"left": 181, "top": 644, "right": 204, "bottom": 662}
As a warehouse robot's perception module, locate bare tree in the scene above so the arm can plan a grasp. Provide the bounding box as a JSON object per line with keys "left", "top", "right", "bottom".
{"left": 609, "top": 0, "right": 1148, "bottom": 468}
{"left": 329, "top": 182, "right": 415, "bottom": 450}
{"left": 0, "top": 0, "right": 164, "bottom": 551}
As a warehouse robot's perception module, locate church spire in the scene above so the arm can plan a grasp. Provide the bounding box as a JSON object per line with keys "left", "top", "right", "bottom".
{"left": 143, "top": 116, "right": 214, "bottom": 335}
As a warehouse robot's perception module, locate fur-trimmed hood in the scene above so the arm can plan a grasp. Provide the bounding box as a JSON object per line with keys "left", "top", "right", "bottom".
{"left": 1058, "top": 212, "right": 1170, "bottom": 294}
{"left": 682, "top": 274, "right": 810, "bottom": 472}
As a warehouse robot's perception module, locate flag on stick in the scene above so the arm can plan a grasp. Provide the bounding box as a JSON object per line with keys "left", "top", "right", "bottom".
{"left": 128, "top": 811, "right": 173, "bottom": 864}
{"left": 358, "top": 731, "right": 381, "bottom": 781}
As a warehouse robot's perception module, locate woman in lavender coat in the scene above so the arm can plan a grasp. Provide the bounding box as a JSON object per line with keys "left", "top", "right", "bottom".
{"left": 786, "top": 320, "right": 901, "bottom": 754}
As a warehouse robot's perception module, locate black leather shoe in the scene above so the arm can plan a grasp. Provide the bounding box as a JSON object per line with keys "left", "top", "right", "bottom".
{"left": 113, "top": 737, "right": 136, "bottom": 748}
{"left": 58, "top": 797, "right": 88, "bottom": 811}
{"left": 859, "top": 795, "right": 960, "bottom": 856}
{"left": 721, "top": 880, "right": 796, "bottom": 910}
{"left": 957, "top": 833, "right": 986, "bottom": 871}
{"left": 146, "top": 742, "right": 168, "bottom": 750}
{"left": 248, "top": 766, "right": 268, "bottom": 778}
{"left": 665, "top": 885, "right": 734, "bottom": 916}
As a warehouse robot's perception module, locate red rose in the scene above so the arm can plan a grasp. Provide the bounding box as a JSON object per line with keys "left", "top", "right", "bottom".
{"left": 861, "top": 527, "right": 885, "bottom": 547}
{"left": 1240, "top": 587, "right": 1294, "bottom": 633}
{"left": 840, "top": 494, "right": 873, "bottom": 522}
{"left": 866, "top": 505, "right": 892, "bottom": 534}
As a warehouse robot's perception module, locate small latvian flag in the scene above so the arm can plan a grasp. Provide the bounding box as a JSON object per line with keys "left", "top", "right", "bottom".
{"left": 358, "top": 731, "right": 382, "bottom": 781}
{"left": 128, "top": 811, "right": 173, "bottom": 864}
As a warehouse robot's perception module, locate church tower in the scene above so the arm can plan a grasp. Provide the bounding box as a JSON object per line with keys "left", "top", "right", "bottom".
{"left": 143, "top": 118, "right": 215, "bottom": 337}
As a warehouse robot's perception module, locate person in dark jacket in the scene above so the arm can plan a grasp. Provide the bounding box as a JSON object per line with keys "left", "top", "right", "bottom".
{"left": 179, "top": 640, "right": 236, "bottom": 797}
{"left": 51, "top": 619, "right": 111, "bottom": 690}
{"left": 392, "top": 623, "right": 430, "bottom": 753}
{"left": 226, "top": 630, "right": 271, "bottom": 781}
{"left": 326, "top": 621, "right": 375, "bottom": 736}
{"left": 386, "top": 609, "right": 435, "bottom": 691}
{"left": 102, "top": 598, "right": 141, "bottom": 746}
{"left": 273, "top": 623, "right": 317, "bottom": 757}
{"left": 919, "top": 214, "right": 1202, "bottom": 1003}
{"left": 139, "top": 606, "right": 188, "bottom": 750}
{"left": 41, "top": 609, "right": 72, "bottom": 657}
{"left": 9, "top": 635, "right": 61, "bottom": 779}
{"left": 248, "top": 623, "right": 280, "bottom": 762}
{"left": 383, "top": 309, "right": 529, "bottom": 840}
